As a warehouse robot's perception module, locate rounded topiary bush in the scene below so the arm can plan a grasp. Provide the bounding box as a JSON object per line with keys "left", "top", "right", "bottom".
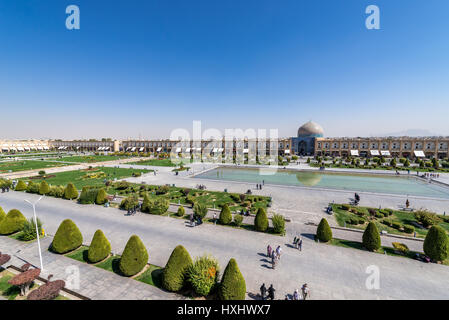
{"left": 15, "top": 180, "right": 27, "bottom": 192}
{"left": 362, "top": 222, "right": 381, "bottom": 251}
{"left": 187, "top": 255, "right": 219, "bottom": 297}
{"left": 272, "top": 213, "right": 286, "bottom": 235}
{"left": 233, "top": 215, "right": 243, "bottom": 227}
{"left": 88, "top": 229, "right": 111, "bottom": 263}
{"left": 95, "top": 189, "right": 108, "bottom": 205}
{"left": 119, "top": 235, "right": 149, "bottom": 276}
{"left": 254, "top": 208, "right": 268, "bottom": 232}
{"left": 0, "top": 206, "right": 5, "bottom": 223}
{"left": 148, "top": 198, "right": 169, "bottom": 215}
{"left": 0, "top": 209, "right": 27, "bottom": 235}
{"left": 219, "top": 204, "right": 232, "bottom": 225}
{"left": 316, "top": 218, "right": 332, "bottom": 242}
{"left": 176, "top": 205, "right": 185, "bottom": 217}
{"left": 219, "top": 258, "right": 246, "bottom": 300}
{"left": 193, "top": 202, "right": 208, "bottom": 219}
{"left": 424, "top": 225, "right": 449, "bottom": 262}
{"left": 162, "top": 245, "right": 193, "bottom": 292}
{"left": 52, "top": 219, "right": 83, "bottom": 254}
{"left": 39, "top": 181, "right": 50, "bottom": 195}
{"left": 63, "top": 183, "right": 79, "bottom": 200}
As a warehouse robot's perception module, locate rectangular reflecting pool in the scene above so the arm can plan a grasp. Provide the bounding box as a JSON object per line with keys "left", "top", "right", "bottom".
{"left": 194, "top": 167, "right": 449, "bottom": 199}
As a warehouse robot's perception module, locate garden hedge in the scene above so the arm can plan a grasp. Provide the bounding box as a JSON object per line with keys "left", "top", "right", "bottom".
{"left": 15, "top": 180, "right": 27, "bottom": 192}
{"left": 219, "top": 204, "right": 232, "bottom": 225}
{"left": 88, "top": 229, "right": 111, "bottom": 263}
{"left": 424, "top": 225, "right": 449, "bottom": 262}
{"left": 162, "top": 245, "right": 192, "bottom": 292}
{"left": 316, "top": 218, "right": 332, "bottom": 242}
{"left": 119, "top": 235, "right": 148, "bottom": 276}
{"left": 52, "top": 219, "right": 83, "bottom": 254}
{"left": 63, "top": 183, "right": 79, "bottom": 200}
{"left": 219, "top": 258, "right": 246, "bottom": 300}
{"left": 254, "top": 208, "right": 268, "bottom": 232}
{"left": 0, "top": 209, "right": 27, "bottom": 235}
{"left": 362, "top": 222, "right": 381, "bottom": 251}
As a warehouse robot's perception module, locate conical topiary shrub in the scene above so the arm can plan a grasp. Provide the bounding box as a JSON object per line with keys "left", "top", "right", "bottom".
{"left": 0, "top": 206, "right": 6, "bottom": 223}
{"left": 52, "top": 219, "right": 83, "bottom": 254}
{"left": 0, "top": 209, "right": 27, "bottom": 235}
{"left": 254, "top": 208, "right": 268, "bottom": 232}
{"left": 95, "top": 189, "right": 108, "bottom": 205}
{"left": 15, "top": 180, "right": 27, "bottom": 192}
{"left": 219, "top": 258, "right": 246, "bottom": 300}
{"left": 424, "top": 225, "right": 449, "bottom": 262}
{"left": 219, "top": 204, "right": 232, "bottom": 225}
{"left": 88, "top": 229, "right": 111, "bottom": 263}
{"left": 162, "top": 245, "right": 193, "bottom": 292}
{"left": 39, "top": 181, "right": 50, "bottom": 195}
{"left": 119, "top": 235, "right": 149, "bottom": 276}
{"left": 63, "top": 183, "right": 78, "bottom": 200}
{"left": 362, "top": 222, "right": 381, "bottom": 251}
{"left": 316, "top": 218, "right": 332, "bottom": 242}
{"left": 176, "top": 205, "right": 185, "bottom": 217}
{"left": 141, "top": 193, "right": 151, "bottom": 213}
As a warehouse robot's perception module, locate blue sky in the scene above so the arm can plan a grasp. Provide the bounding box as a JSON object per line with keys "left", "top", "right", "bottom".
{"left": 0, "top": 0, "right": 448, "bottom": 140}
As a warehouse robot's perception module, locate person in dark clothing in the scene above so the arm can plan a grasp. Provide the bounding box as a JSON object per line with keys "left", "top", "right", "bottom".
{"left": 260, "top": 283, "right": 267, "bottom": 300}
{"left": 268, "top": 284, "right": 275, "bottom": 300}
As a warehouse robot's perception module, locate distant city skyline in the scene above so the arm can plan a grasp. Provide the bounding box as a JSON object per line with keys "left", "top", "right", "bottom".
{"left": 1, "top": 1, "right": 448, "bottom": 140}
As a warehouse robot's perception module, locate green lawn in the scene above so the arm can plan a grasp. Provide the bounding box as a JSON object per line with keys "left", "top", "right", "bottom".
{"left": 65, "top": 246, "right": 89, "bottom": 263}
{"left": 129, "top": 159, "right": 178, "bottom": 167}
{"left": 135, "top": 265, "right": 164, "bottom": 288}
{"left": 20, "top": 167, "right": 152, "bottom": 189}
{"left": 0, "top": 272, "right": 21, "bottom": 300}
{"left": 0, "top": 160, "right": 69, "bottom": 173}
{"left": 56, "top": 155, "right": 130, "bottom": 163}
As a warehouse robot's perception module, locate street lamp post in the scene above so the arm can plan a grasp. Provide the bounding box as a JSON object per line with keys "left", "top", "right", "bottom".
{"left": 24, "top": 196, "right": 44, "bottom": 272}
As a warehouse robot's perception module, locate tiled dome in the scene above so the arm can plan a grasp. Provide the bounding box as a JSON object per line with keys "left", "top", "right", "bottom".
{"left": 297, "top": 121, "right": 324, "bottom": 137}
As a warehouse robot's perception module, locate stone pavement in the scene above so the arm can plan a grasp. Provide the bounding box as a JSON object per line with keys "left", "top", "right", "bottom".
{"left": 0, "top": 235, "right": 183, "bottom": 300}
{"left": 1, "top": 191, "right": 449, "bottom": 300}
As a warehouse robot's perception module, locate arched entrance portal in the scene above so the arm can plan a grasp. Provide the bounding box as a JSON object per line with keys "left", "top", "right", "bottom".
{"left": 298, "top": 141, "right": 307, "bottom": 155}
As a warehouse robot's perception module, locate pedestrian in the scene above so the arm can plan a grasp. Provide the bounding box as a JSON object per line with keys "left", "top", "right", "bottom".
{"left": 260, "top": 283, "right": 267, "bottom": 300}
{"left": 293, "top": 289, "right": 300, "bottom": 300}
{"left": 213, "top": 213, "right": 217, "bottom": 224}
{"left": 263, "top": 180, "right": 265, "bottom": 185}
{"left": 298, "top": 237, "right": 303, "bottom": 251}
{"left": 276, "top": 246, "right": 282, "bottom": 259}
{"left": 301, "top": 283, "right": 310, "bottom": 300}
{"left": 271, "top": 252, "right": 277, "bottom": 269}
{"left": 267, "top": 245, "right": 272, "bottom": 258}
{"left": 293, "top": 236, "right": 298, "bottom": 248}
{"left": 268, "top": 284, "right": 275, "bottom": 300}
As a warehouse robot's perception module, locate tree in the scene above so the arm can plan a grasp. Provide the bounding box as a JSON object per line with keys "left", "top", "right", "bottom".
{"left": 316, "top": 218, "right": 332, "bottom": 242}
{"left": 254, "top": 208, "right": 268, "bottom": 232}
{"left": 39, "top": 181, "right": 50, "bottom": 195}
{"left": 95, "top": 188, "right": 108, "bottom": 205}
{"left": 63, "top": 183, "right": 78, "bottom": 200}
{"left": 176, "top": 205, "right": 185, "bottom": 217}
{"left": 0, "top": 252, "right": 11, "bottom": 267}
{"left": 27, "top": 275, "right": 65, "bottom": 300}
{"left": 219, "top": 258, "right": 246, "bottom": 300}
{"left": 362, "top": 222, "right": 381, "bottom": 251}
{"left": 432, "top": 157, "right": 439, "bottom": 169}
{"left": 404, "top": 159, "right": 410, "bottom": 167}
{"left": 193, "top": 202, "right": 208, "bottom": 219}
{"left": 0, "top": 209, "right": 27, "bottom": 235}
{"left": 8, "top": 263, "right": 40, "bottom": 296}
{"left": 141, "top": 193, "right": 151, "bottom": 212}
{"left": 162, "top": 245, "right": 193, "bottom": 292}
{"left": 271, "top": 214, "right": 286, "bottom": 235}
{"left": 88, "top": 229, "right": 111, "bottom": 263}
{"left": 219, "top": 204, "right": 232, "bottom": 225}
{"left": 390, "top": 158, "right": 397, "bottom": 167}
{"left": 52, "top": 219, "right": 83, "bottom": 254}
{"left": 423, "top": 226, "right": 449, "bottom": 262}
{"left": 119, "top": 235, "right": 148, "bottom": 276}
{"left": 15, "top": 180, "right": 27, "bottom": 191}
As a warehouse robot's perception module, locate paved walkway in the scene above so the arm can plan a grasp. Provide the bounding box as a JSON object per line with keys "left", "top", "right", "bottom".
{"left": 1, "top": 191, "right": 449, "bottom": 300}
{"left": 0, "top": 235, "right": 183, "bottom": 300}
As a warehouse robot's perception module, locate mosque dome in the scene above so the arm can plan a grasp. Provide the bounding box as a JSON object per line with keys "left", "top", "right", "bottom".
{"left": 297, "top": 121, "right": 324, "bottom": 137}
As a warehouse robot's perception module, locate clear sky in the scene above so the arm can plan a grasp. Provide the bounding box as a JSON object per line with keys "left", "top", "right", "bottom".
{"left": 0, "top": 0, "right": 448, "bottom": 140}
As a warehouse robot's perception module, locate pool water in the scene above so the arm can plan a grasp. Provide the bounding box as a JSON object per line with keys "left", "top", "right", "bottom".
{"left": 195, "top": 167, "right": 449, "bottom": 199}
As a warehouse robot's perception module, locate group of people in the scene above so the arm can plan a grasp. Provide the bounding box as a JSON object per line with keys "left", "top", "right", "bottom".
{"left": 259, "top": 283, "right": 310, "bottom": 300}
{"left": 1, "top": 186, "right": 10, "bottom": 193}
{"left": 354, "top": 193, "right": 361, "bottom": 205}
{"left": 293, "top": 236, "right": 303, "bottom": 251}
{"left": 188, "top": 213, "right": 203, "bottom": 227}
{"left": 126, "top": 204, "right": 140, "bottom": 216}
{"left": 424, "top": 173, "right": 440, "bottom": 179}
{"left": 256, "top": 184, "right": 263, "bottom": 190}
{"left": 267, "top": 245, "right": 282, "bottom": 269}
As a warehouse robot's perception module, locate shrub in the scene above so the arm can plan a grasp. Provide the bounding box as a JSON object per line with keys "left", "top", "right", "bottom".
{"left": 423, "top": 225, "right": 449, "bottom": 262}
{"left": 95, "top": 189, "right": 108, "bottom": 205}
{"left": 156, "top": 185, "right": 169, "bottom": 195}
{"left": 230, "top": 194, "right": 240, "bottom": 203}
{"left": 20, "top": 218, "right": 43, "bottom": 241}
{"left": 316, "top": 218, "right": 332, "bottom": 242}
{"left": 48, "top": 185, "right": 64, "bottom": 198}
{"left": 403, "top": 225, "right": 414, "bottom": 234}
{"left": 119, "top": 235, "right": 149, "bottom": 276}
{"left": 362, "top": 222, "right": 381, "bottom": 251}
{"left": 148, "top": 198, "right": 170, "bottom": 215}
{"left": 219, "top": 258, "right": 246, "bottom": 300}
{"left": 176, "top": 205, "right": 185, "bottom": 217}
{"left": 391, "top": 222, "right": 402, "bottom": 230}
{"left": 193, "top": 202, "right": 208, "bottom": 219}
{"left": 272, "top": 214, "right": 286, "bottom": 235}
{"left": 341, "top": 204, "right": 351, "bottom": 211}
{"left": 38, "top": 181, "right": 50, "bottom": 195}
{"left": 392, "top": 242, "right": 409, "bottom": 255}
{"left": 78, "top": 187, "right": 100, "bottom": 205}
{"left": 254, "top": 207, "right": 268, "bottom": 232}
{"left": 63, "top": 183, "right": 79, "bottom": 200}
{"left": 162, "top": 245, "right": 193, "bottom": 292}
{"left": 414, "top": 210, "right": 441, "bottom": 228}
{"left": 27, "top": 275, "right": 65, "bottom": 300}
{"left": 0, "top": 206, "right": 5, "bottom": 223}
{"left": 15, "top": 180, "right": 27, "bottom": 191}
{"left": 382, "top": 219, "right": 392, "bottom": 227}
{"left": 51, "top": 219, "right": 83, "bottom": 254}
{"left": 219, "top": 204, "right": 232, "bottom": 225}
{"left": 26, "top": 181, "right": 39, "bottom": 194}
{"left": 120, "top": 195, "right": 139, "bottom": 211}
{"left": 88, "top": 229, "right": 111, "bottom": 263}
{"left": 0, "top": 209, "right": 27, "bottom": 235}
{"left": 233, "top": 215, "right": 243, "bottom": 227}
{"left": 187, "top": 255, "right": 219, "bottom": 296}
